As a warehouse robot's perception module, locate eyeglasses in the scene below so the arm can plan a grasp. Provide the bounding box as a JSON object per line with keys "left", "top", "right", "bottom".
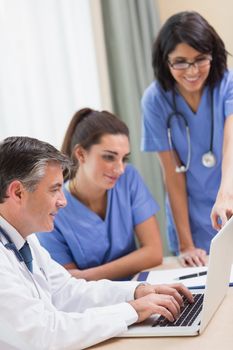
{"left": 168, "top": 56, "right": 212, "bottom": 70}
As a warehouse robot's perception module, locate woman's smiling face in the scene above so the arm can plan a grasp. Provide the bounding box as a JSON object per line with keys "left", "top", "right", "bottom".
{"left": 168, "top": 43, "right": 212, "bottom": 95}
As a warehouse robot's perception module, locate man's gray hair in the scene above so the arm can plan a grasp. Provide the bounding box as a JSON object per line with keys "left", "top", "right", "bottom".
{"left": 0, "top": 136, "right": 72, "bottom": 203}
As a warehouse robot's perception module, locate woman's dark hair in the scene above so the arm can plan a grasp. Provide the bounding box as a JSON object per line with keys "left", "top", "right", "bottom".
{"left": 61, "top": 108, "right": 129, "bottom": 179}
{"left": 152, "top": 11, "right": 228, "bottom": 91}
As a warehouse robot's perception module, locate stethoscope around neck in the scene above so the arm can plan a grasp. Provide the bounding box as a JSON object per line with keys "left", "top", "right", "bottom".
{"left": 167, "top": 89, "right": 216, "bottom": 173}
{"left": 0, "top": 226, "right": 25, "bottom": 263}
{"left": 0, "top": 225, "right": 41, "bottom": 298}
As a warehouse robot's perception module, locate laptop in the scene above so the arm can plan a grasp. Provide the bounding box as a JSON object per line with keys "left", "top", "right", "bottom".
{"left": 120, "top": 216, "right": 233, "bottom": 337}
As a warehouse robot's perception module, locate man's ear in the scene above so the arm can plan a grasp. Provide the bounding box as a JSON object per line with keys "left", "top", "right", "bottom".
{"left": 73, "top": 145, "right": 86, "bottom": 164}
{"left": 7, "top": 181, "right": 24, "bottom": 202}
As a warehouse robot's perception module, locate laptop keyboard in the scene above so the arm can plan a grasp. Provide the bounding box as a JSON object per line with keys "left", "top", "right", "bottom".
{"left": 152, "top": 293, "right": 204, "bottom": 327}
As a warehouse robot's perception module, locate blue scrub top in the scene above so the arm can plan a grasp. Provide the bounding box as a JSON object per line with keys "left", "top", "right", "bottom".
{"left": 141, "top": 70, "right": 233, "bottom": 254}
{"left": 37, "top": 164, "right": 159, "bottom": 280}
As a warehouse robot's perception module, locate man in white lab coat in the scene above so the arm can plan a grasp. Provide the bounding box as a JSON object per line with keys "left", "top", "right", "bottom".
{"left": 0, "top": 136, "right": 193, "bottom": 350}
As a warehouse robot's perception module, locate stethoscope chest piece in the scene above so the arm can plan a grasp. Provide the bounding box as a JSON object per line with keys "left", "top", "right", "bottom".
{"left": 202, "top": 151, "right": 216, "bottom": 168}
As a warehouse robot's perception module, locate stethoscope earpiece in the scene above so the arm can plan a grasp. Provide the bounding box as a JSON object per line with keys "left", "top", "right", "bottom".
{"left": 175, "top": 165, "right": 187, "bottom": 173}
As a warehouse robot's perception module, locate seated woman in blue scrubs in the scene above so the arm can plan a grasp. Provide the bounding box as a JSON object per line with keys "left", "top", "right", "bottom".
{"left": 37, "top": 108, "right": 163, "bottom": 280}
{"left": 141, "top": 11, "right": 233, "bottom": 267}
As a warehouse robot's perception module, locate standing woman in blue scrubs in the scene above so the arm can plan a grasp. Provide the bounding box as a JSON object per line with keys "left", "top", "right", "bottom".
{"left": 141, "top": 11, "right": 233, "bottom": 267}
{"left": 38, "top": 108, "right": 163, "bottom": 280}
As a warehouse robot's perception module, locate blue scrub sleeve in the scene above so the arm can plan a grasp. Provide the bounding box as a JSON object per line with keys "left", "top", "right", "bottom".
{"left": 37, "top": 229, "right": 74, "bottom": 265}
{"left": 141, "top": 83, "right": 171, "bottom": 152}
{"left": 224, "top": 71, "right": 233, "bottom": 117}
{"left": 126, "top": 166, "right": 160, "bottom": 227}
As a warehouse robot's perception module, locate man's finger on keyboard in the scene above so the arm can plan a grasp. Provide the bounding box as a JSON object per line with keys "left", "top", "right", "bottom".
{"left": 169, "top": 283, "right": 194, "bottom": 303}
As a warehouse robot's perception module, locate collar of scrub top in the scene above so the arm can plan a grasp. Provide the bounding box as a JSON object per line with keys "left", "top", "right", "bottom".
{"left": 166, "top": 88, "right": 216, "bottom": 173}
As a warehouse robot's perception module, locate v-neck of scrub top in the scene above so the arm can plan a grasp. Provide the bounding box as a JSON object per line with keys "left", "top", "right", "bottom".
{"left": 173, "top": 87, "right": 212, "bottom": 152}
{"left": 63, "top": 188, "right": 117, "bottom": 267}
{"left": 169, "top": 87, "right": 215, "bottom": 192}
{"left": 65, "top": 187, "right": 112, "bottom": 233}
{"left": 174, "top": 86, "right": 209, "bottom": 118}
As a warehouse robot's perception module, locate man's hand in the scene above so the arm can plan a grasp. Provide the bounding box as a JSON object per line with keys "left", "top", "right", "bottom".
{"left": 132, "top": 283, "right": 194, "bottom": 323}
{"left": 135, "top": 283, "right": 193, "bottom": 303}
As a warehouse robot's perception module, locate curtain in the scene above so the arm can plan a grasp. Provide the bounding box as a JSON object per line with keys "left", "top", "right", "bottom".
{"left": 100, "top": 0, "right": 169, "bottom": 254}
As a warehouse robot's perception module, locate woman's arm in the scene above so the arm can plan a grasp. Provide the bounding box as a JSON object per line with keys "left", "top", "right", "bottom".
{"left": 64, "top": 216, "right": 163, "bottom": 280}
{"left": 211, "top": 115, "right": 233, "bottom": 229}
{"left": 158, "top": 150, "right": 207, "bottom": 267}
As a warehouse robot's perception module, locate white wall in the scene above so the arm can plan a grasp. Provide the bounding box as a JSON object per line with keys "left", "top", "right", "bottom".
{"left": 156, "top": 0, "right": 233, "bottom": 68}
{"left": 0, "top": 0, "right": 102, "bottom": 148}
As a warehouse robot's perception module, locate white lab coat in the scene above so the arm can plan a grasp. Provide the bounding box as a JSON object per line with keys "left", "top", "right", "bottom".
{"left": 0, "top": 232, "right": 139, "bottom": 350}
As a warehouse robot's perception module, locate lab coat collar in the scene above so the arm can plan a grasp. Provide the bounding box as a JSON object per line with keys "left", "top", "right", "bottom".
{"left": 0, "top": 215, "right": 26, "bottom": 250}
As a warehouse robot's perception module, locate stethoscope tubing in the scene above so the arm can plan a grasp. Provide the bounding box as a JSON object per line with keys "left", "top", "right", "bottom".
{"left": 167, "top": 89, "right": 215, "bottom": 172}
{"left": 0, "top": 225, "right": 41, "bottom": 298}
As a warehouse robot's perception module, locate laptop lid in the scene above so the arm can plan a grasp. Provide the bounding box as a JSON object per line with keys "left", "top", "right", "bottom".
{"left": 200, "top": 216, "right": 233, "bottom": 333}
{"left": 120, "top": 216, "right": 233, "bottom": 337}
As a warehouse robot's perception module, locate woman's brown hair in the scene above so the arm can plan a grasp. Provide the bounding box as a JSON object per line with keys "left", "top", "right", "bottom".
{"left": 61, "top": 108, "right": 129, "bottom": 179}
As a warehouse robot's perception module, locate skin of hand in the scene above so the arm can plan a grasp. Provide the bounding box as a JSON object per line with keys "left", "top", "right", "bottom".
{"left": 130, "top": 283, "right": 194, "bottom": 323}
{"left": 178, "top": 247, "right": 207, "bottom": 267}
{"left": 211, "top": 116, "right": 233, "bottom": 230}
{"left": 211, "top": 192, "right": 233, "bottom": 231}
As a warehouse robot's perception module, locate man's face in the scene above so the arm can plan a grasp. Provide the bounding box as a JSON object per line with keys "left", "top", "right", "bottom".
{"left": 20, "top": 163, "right": 67, "bottom": 235}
